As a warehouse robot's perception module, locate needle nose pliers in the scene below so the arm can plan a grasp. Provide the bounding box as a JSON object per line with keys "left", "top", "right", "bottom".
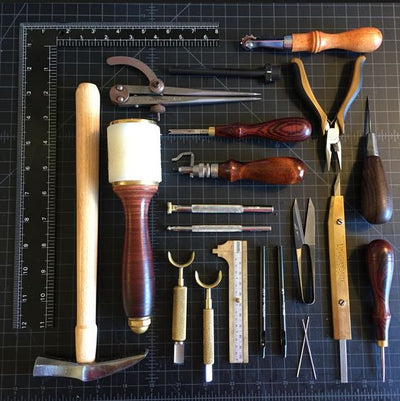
{"left": 291, "top": 56, "right": 366, "bottom": 170}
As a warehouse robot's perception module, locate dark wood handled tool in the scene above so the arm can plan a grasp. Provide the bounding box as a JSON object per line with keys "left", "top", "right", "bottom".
{"left": 366, "top": 239, "right": 394, "bottom": 382}
{"left": 168, "top": 117, "right": 311, "bottom": 142}
{"left": 172, "top": 152, "right": 306, "bottom": 185}
{"left": 361, "top": 98, "right": 393, "bottom": 224}
{"left": 107, "top": 119, "right": 162, "bottom": 334}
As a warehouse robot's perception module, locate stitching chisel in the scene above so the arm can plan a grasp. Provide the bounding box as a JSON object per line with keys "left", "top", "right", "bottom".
{"left": 328, "top": 174, "right": 351, "bottom": 383}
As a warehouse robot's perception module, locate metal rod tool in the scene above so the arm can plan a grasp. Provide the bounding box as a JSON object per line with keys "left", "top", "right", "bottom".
{"left": 241, "top": 27, "right": 382, "bottom": 53}
{"left": 260, "top": 246, "right": 267, "bottom": 359}
{"left": 213, "top": 241, "right": 249, "bottom": 364}
{"left": 168, "top": 117, "right": 311, "bottom": 141}
{"left": 277, "top": 245, "right": 287, "bottom": 358}
{"left": 168, "top": 251, "right": 195, "bottom": 364}
{"left": 33, "top": 83, "right": 147, "bottom": 381}
{"left": 167, "top": 202, "right": 274, "bottom": 214}
{"left": 366, "top": 239, "right": 394, "bottom": 382}
{"left": 296, "top": 317, "right": 317, "bottom": 380}
{"left": 167, "top": 225, "right": 271, "bottom": 233}
{"left": 168, "top": 63, "right": 281, "bottom": 84}
{"left": 195, "top": 270, "right": 223, "bottom": 383}
{"left": 328, "top": 174, "right": 351, "bottom": 383}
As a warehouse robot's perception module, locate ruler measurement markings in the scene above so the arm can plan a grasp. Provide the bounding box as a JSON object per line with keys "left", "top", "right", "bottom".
{"left": 14, "top": 22, "right": 219, "bottom": 329}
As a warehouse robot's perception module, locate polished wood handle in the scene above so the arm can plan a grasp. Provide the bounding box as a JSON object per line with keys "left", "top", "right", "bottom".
{"left": 113, "top": 184, "right": 158, "bottom": 334}
{"left": 214, "top": 117, "right": 311, "bottom": 142}
{"left": 292, "top": 27, "right": 382, "bottom": 53}
{"left": 361, "top": 156, "right": 393, "bottom": 224}
{"left": 218, "top": 157, "right": 306, "bottom": 184}
{"left": 75, "top": 83, "right": 100, "bottom": 363}
{"left": 366, "top": 239, "right": 394, "bottom": 345}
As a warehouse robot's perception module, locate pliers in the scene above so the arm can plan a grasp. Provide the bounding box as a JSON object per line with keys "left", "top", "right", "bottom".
{"left": 107, "top": 56, "right": 261, "bottom": 120}
{"left": 292, "top": 198, "right": 316, "bottom": 304}
{"left": 291, "top": 56, "right": 366, "bottom": 170}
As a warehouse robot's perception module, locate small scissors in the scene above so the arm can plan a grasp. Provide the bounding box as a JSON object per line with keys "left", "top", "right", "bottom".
{"left": 292, "top": 198, "right": 316, "bottom": 304}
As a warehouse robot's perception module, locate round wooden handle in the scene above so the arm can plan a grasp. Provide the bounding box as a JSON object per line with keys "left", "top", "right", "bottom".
{"left": 292, "top": 27, "right": 383, "bottom": 53}
{"left": 75, "top": 83, "right": 100, "bottom": 363}
{"left": 113, "top": 184, "right": 158, "bottom": 334}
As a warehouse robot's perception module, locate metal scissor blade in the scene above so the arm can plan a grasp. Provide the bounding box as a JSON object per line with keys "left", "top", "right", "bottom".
{"left": 292, "top": 198, "right": 305, "bottom": 250}
{"left": 304, "top": 199, "right": 315, "bottom": 246}
{"left": 163, "top": 86, "right": 261, "bottom": 97}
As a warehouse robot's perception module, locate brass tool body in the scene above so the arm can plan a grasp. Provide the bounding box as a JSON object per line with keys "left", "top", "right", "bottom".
{"left": 168, "top": 251, "right": 195, "bottom": 364}
{"left": 213, "top": 241, "right": 249, "bottom": 364}
{"left": 195, "top": 270, "right": 223, "bottom": 383}
{"left": 328, "top": 174, "right": 351, "bottom": 383}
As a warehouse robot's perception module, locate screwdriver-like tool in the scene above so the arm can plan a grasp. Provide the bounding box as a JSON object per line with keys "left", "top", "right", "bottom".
{"left": 328, "top": 174, "right": 351, "bottom": 383}
{"left": 366, "top": 239, "right": 394, "bottom": 383}
{"left": 241, "top": 27, "right": 382, "bottom": 53}
{"left": 172, "top": 152, "right": 306, "bottom": 185}
{"left": 168, "top": 117, "right": 311, "bottom": 142}
{"left": 361, "top": 98, "right": 393, "bottom": 224}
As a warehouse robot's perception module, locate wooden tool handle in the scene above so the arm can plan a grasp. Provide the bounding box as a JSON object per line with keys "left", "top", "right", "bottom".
{"left": 218, "top": 157, "right": 306, "bottom": 184}
{"left": 361, "top": 156, "right": 393, "bottom": 224}
{"left": 203, "top": 308, "right": 214, "bottom": 365}
{"left": 113, "top": 184, "right": 158, "bottom": 334}
{"left": 366, "top": 239, "right": 394, "bottom": 345}
{"left": 75, "top": 83, "right": 100, "bottom": 363}
{"left": 328, "top": 195, "right": 351, "bottom": 341}
{"left": 292, "top": 27, "right": 383, "bottom": 53}
{"left": 214, "top": 117, "right": 312, "bottom": 142}
{"left": 172, "top": 286, "right": 187, "bottom": 342}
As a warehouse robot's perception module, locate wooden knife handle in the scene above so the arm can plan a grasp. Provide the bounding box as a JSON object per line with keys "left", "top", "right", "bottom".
{"left": 75, "top": 83, "right": 100, "bottom": 363}
{"left": 217, "top": 157, "right": 306, "bottom": 184}
{"left": 113, "top": 184, "right": 158, "bottom": 334}
{"left": 292, "top": 27, "right": 383, "bottom": 53}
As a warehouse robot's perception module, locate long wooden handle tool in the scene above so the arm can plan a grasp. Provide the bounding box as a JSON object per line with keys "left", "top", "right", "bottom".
{"left": 328, "top": 174, "right": 351, "bottom": 383}
{"left": 241, "top": 27, "right": 382, "bottom": 53}
{"left": 75, "top": 82, "right": 100, "bottom": 363}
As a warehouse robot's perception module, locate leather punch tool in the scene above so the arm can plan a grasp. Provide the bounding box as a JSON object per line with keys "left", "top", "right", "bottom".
{"left": 107, "top": 56, "right": 261, "bottom": 120}
{"left": 292, "top": 198, "right": 316, "bottom": 305}
{"left": 291, "top": 56, "right": 366, "bottom": 170}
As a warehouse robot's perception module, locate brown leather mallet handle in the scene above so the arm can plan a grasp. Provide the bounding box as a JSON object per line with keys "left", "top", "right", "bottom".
{"left": 292, "top": 27, "right": 383, "bottom": 53}
{"left": 75, "top": 83, "right": 100, "bottom": 363}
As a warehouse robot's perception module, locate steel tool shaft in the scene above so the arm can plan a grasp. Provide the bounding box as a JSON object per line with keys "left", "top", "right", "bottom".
{"left": 241, "top": 27, "right": 382, "bottom": 53}
{"left": 168, "top": 117, "right": 311, "bottom": 141}
{"left": 167, "top": 225, "right": 271, "bottom": 232}
{"left": 277, "top": 245, "right": 287, "bottom": 358}
{"left": 328, "top": 174, "right": 351, "bottom": 383}
{"left": 361, "top": 98, "right": 393, "bottom": 224}
{"left": 167, "top": 202, "right": 274, "bottom": 214}
{"left": 366, "top": 239, "right": 394, "bottom": 382}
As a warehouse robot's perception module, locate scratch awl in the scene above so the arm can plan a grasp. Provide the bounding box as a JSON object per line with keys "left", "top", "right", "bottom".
{"left": 241, "top": 27, "right": 382, "bottom": 53}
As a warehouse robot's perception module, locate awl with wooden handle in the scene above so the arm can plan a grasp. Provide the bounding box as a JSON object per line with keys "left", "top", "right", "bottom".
{"left": 328, "top": 174, "right": 351, "bottom": 384}
{"left": 361, "top": 98, "right": 393, "bottom": 224}
{"left": 168, "top": 117, "right": 311, "bottom": 142}
{"left": 241, "top": 27, "right": 382, "bottom": 53}
{"left": 366, "top": 239, "right": 394, "bottom": 382}
{"left": 172, "top": 152, "right": 306, "bottom": 185}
